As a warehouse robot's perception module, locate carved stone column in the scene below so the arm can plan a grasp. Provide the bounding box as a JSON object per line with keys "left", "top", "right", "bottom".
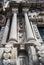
{"left": 1, "top": 19, "right": 10, "bottom": 45}
{"left": 24, "top": 12, "right": 34, "bottom": 41}
{"left": 9, "top": 8, "right": 18, "bottom": 43}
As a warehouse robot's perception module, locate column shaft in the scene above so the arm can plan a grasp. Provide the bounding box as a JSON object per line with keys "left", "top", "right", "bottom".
{"left": 30, "top": 46, "right": 39, "bottom": 65}
{"left": 24, "top": 13, "right": 34, "bottom": 41}
{"left": 9, "top": 13, "right": 18, "bottom": 42}
{"left": 1, "top": 19, "right": 10, "bottom": 44}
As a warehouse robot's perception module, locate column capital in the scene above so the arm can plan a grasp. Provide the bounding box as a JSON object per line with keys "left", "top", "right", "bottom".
{"left": 23, "top": 8, "right": 29, "bottom": 13}
{"left": 12, "top": 8, "right": 18, "bottom": 13}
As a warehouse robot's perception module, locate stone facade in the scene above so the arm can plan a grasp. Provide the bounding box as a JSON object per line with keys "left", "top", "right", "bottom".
{"left": 0, "top": 0, "right": 44, "bottom": 65}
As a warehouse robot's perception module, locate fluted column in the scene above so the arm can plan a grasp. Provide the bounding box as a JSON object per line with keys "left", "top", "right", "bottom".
{"left": 24, "top": 13, "right": 34, "bottom": 41}
{"left": 1, "top": 19, "right": 10, "bottom": 44}
{"left": 9, "top": 12, "right": 18, "bottom": 42}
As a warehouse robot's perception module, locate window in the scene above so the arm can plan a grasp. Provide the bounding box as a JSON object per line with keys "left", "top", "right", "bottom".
{"left": 38, "top": 27, "right": 44, "bottom": 42}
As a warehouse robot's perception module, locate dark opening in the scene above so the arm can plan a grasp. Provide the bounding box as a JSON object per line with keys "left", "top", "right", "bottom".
{"left": 38, "top": 27, "right": 44, "bottom": 42}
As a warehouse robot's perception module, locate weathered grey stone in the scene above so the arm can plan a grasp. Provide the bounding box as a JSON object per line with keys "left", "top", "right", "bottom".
{"left": 3, "top": 53, "right": 11, "bottom": 60}
{"left": 9, "top": 13, "right": 18, "bottom": 42}
{"left": 1, "top": 19, "right": 10, "bottom": 44}
{"left": 4, "top": 48, "right": 11, "bottom": 53}
{"left": 30, "top": 46, "right": 39, "bottom": 65}
{"left": 24, "top": 13, "right": 35, "bottom": 41}
{"left": 3, "top": 59, "right": 10, "bottom": 65}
